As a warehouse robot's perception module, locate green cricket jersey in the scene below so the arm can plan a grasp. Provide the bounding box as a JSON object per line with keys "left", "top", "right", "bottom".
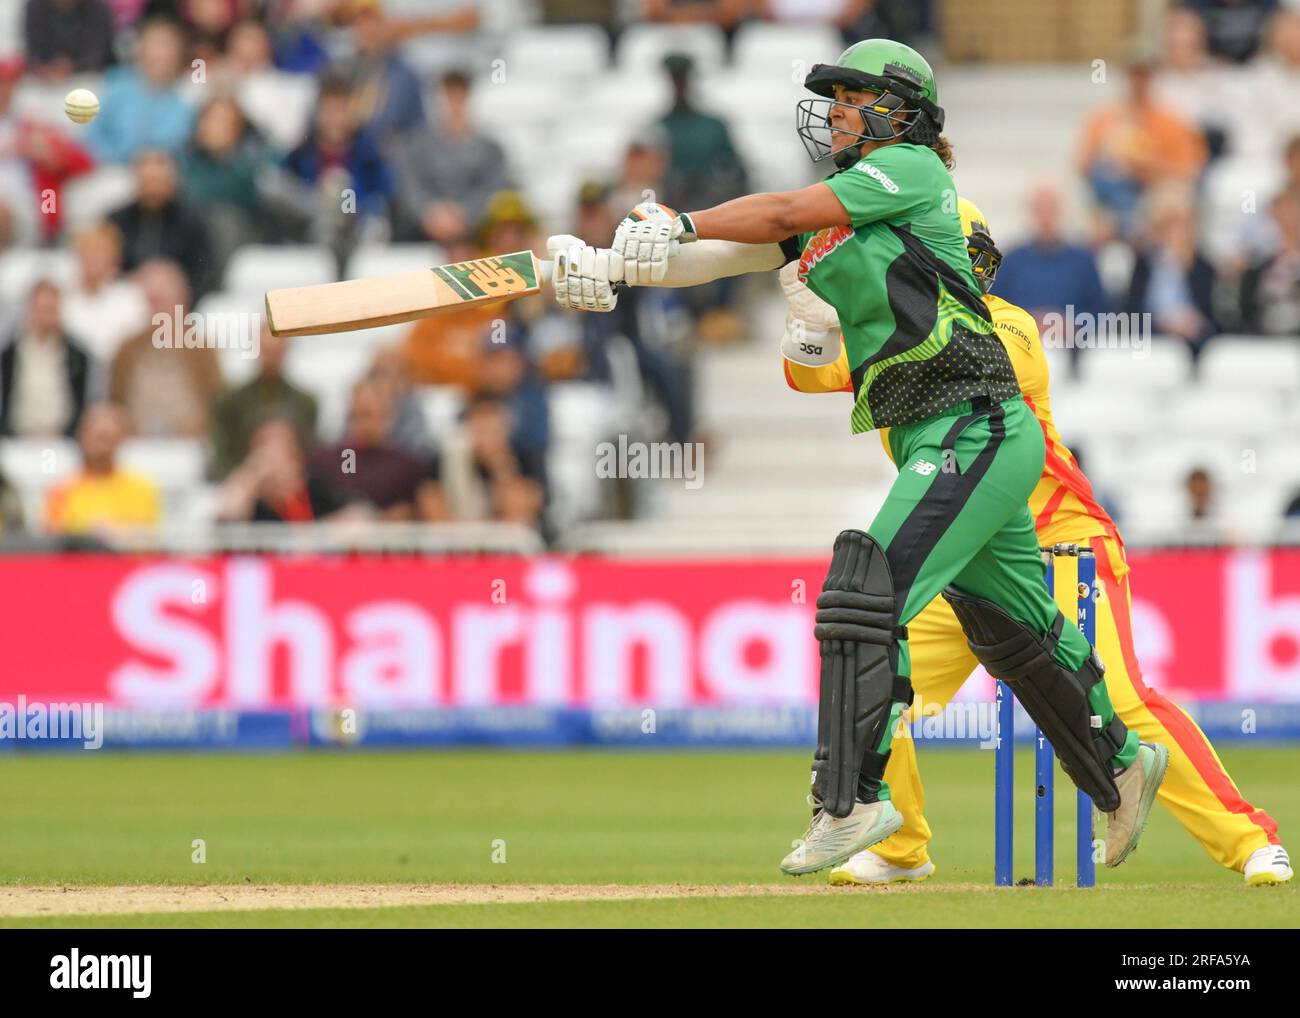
{"left": 790, "top": 143, "right": 1020, "bottom": 433}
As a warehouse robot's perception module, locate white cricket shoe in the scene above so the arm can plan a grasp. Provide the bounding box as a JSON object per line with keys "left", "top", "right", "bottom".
{"left": 1244, "top": 845, "right": 1292, "bottom": 887}
{"left": 828, "top": 848, "right": 935, "bottom": 885}
{"left": 780, "top": 800, "right": 903, "bottom": 876}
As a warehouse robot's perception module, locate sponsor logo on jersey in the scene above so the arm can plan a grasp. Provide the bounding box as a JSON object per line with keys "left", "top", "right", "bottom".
{"left": 798, "top": 224, "right": 855, "bottom": 282}
{"left": 856, "top": 161, "right": 900, "bottom": 193}
{"left": 996, "top": 320, "right": 1033, "bottom": 351}
{"left": 909, "top": 458, "right": 938, "bottom": 476}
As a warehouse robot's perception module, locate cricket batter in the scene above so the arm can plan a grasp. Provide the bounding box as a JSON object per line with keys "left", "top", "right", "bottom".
{"left": 549, "top": 39, "right": 1169, "bottom": 875}
{"left": 781, "top": 198, "right": 1292, "bottom": 887}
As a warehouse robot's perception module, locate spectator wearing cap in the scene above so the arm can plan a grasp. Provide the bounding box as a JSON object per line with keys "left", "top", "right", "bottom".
{"left": 61, "top": 222, "right": 150, "bottom": 363}
{"left": 656, "top": 53, "right": 749, "bottom": 340}
{"left": 109, "top": 149, "right": 217, "bottom": 299}
{"left": 308, "top": 378, "right": 443, "bottom": 521}
{"left": 44, "top": 403, "right": 160, "bottom": 538}
{"left": 403, "top": 191, "right": 539, "bottom": 390}
{"left": 85, "top": 18, "right": 195, "bottom": 164}
{"left": 1078, "top": 61, "right": 1207, "bottom": 239}
{"left": 657, "top": 52, "right": 749, "bottom": 214}
{"left": 393, "top": 70, "right": 508, "bottom": 246}
{"left": 24, "top": 0, "right": 117, "bottom": 79}
{"left": 209, "top": 324, "right": 317, "bottom": 479}
{"left": 0, "top": 280, "right": 92, "bottom": 439}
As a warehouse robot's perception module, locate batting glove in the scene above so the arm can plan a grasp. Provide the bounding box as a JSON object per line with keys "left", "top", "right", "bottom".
{"left": 547, "top": 234, "right": 623, "bottom": 313}
{"left": 612, "top": 203, "right": 698, "bottom": 286}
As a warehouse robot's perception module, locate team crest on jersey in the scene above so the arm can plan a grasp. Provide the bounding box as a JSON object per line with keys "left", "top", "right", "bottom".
{"left": 798, "top": 225, "right": 855, "bottom": 282}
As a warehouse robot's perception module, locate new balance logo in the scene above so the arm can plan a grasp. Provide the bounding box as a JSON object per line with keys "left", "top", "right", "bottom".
{"left": 909, "top": 459, "right": 938, "bottom": 476}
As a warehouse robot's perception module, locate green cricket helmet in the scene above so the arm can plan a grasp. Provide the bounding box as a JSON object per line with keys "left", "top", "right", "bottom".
{"left": 797, "top": 39, "right": 945, "bottom": 168}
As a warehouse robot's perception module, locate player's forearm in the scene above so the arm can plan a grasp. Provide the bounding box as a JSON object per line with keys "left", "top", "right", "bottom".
{"left": 646, "top": 239, "right": 785, "bottom": 288}
{"left": 690, "top": 184, "right": 848, "bottom": 244}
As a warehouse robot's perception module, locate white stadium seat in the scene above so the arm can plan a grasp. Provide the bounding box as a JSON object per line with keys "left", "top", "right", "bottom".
{"left": 0, "top": 249, "right": 77, "bottom": 304}
{"left": 118, "top": 438, "right": 206, "bottom": 490}
{"left": 616, "top": 24, "right": 727, "bottom": 73}
{"left": 1197, "top": 337, "right": 1300, "bottom": 393}
{"left": 732, "top": 22, "right": 845, "bottom": 76}
{"left": 346, "top": 244, "right": 447, "bottom": 280}
{"left": 417, "top": 386, "right": 466, "bottom": 442}
{"left": 237, "top": 71, "right": 318, "bottom": 151}
{"left": 60, "top": 166, "right": 138, "bottom": 232}
{"left": 0, "top": 1, "right": 21, "bottom": 57}
{"left": 223, "top": 245, "right": 336, "bottom": 293}
{"left": 502, "top": 25, "right": 610, "bottom": 79}
{"left": 284, "top": 341, "right": 374, "bottom": 441}
{"left": 0, "top": 438, "right": 79, "bottom": 526}
{"left": 1073, "top": 336, "right": 1194, "bottom": 393}
{"left": 10, "top": 75, "right": 106, "bottom": 129}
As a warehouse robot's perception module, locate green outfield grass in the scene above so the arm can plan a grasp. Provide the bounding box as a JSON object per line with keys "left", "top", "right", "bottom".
{"left": 1, "top": 747, "right": 1295, "bottom": 927}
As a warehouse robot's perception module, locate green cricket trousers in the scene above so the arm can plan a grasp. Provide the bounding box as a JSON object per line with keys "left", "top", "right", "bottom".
{"left": 865, "top": 395, "right": 1138, "bottom": 795}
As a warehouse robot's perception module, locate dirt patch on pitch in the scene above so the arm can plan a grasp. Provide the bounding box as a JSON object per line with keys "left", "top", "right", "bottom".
{"left": 0, "top": 881, "right": 997, "bottom": 918}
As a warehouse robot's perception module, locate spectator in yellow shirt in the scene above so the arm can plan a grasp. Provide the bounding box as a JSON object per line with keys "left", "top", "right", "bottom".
{"left": 45, "top": 403, "right": 160, "bottom": 538}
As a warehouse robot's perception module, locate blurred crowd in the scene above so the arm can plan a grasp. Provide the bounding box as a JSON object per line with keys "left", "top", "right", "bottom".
{"left": 6, "top": 0, "right": 879, "bottom": 543}
{"left": 995, "top": 2, "right": 1300, "bottom": 355}
{"left": 0, "top": 0, "right": 1298, "bottom": 549}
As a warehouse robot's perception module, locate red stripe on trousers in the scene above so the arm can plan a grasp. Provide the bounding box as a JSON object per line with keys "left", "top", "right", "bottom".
{"left": 1091, "top": 536, "right": 1279, "bottom": 844}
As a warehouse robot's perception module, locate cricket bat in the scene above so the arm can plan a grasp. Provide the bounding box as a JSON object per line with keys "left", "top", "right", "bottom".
{"left": 265, "top": 250, "right": 553, "bottom": 337}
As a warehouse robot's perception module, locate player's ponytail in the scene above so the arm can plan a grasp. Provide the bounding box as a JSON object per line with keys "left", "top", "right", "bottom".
{"left": 930, "top": 135, "right": 955, "bottom": 170}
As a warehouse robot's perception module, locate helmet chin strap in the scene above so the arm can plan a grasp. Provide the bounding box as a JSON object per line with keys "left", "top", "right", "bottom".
{"left": 832, "top": 143, "right": 863, "bottom": 168}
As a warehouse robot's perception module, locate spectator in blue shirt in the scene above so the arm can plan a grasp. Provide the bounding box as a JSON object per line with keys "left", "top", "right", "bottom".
{"left": 283, "top": 76, "right": 393, "bottom": 247}
{"left": 85, "top": 18, "right": 194, "bottom": 164}
{"left": 993, "top": 182, "right": 1109, "bottom": 325}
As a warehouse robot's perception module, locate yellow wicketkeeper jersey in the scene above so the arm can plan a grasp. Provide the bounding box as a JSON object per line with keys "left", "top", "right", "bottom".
{"left": 784, "top": 293, "right": 1125, "bottom": 571}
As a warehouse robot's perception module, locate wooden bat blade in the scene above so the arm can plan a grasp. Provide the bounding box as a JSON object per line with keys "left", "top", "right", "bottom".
{"left": 265, "top": 250, "right": 544, "bottom": 337}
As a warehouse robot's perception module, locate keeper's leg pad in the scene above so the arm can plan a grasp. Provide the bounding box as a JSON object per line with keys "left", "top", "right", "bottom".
{"left": 941, "top": 585, "right": 1126, "bottom": 813}
{"left": 811, "top": 530, "right": 909, "bottom": 819}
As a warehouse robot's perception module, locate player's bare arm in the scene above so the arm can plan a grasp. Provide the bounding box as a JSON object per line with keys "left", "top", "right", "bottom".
{"left": 688, "top": 183, "right": 850, "bottom": 245}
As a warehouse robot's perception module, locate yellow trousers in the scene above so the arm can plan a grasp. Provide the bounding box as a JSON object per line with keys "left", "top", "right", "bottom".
{"left": 876, "top": 535, "right": 1281, "bottom": 874}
